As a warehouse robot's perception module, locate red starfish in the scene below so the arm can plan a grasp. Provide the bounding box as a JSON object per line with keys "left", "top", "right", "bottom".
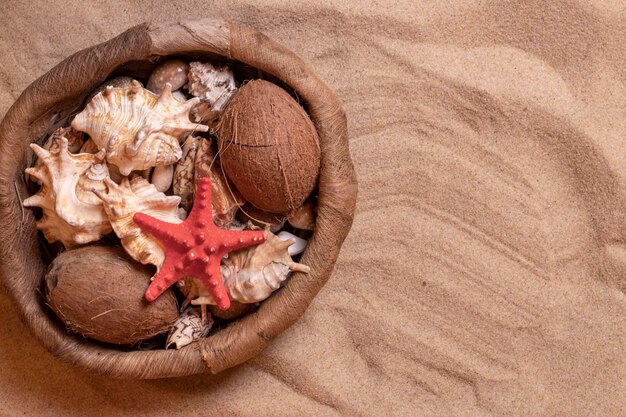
{"left": 133, "top": 177, "right": 266, "bottom": 309}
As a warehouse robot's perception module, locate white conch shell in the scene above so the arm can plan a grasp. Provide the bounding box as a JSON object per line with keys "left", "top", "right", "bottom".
{"left": 151, "top": 164, "right": 174, "bottom": 193}
{"left": 179, "top": 231, "right": 310, "bottom": 306}
{"left": 23, "top": 137, "right": 112, "bottom": 247}
{"left": 166, "top": 307, "right": 212, "bottom": 349}
{"left": 187, "top": 62, "right": 237, "bottom": 111}
{"left": 71, "top": 80, "right": 209, "bottom": 176}
{"left": 94, "top": 175, "right": 182, "bottom": 268}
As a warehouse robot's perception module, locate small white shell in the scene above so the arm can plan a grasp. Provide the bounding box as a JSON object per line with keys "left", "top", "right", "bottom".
{"left": 24, "top": 137, "right": 111, "bottom": 247}
{"left": 276, "top": 231, "right": 308, "bottom": 256}
{"left": 151, "top": 164, "right": 174, "bottom": 193}
{"left": 72, "top": 80, "right": 209, "bottom": 176}
{"left": 166, "top": 307, "right": 213, "bottom": 349}
{"left": 187, "top": 62, "right": 237, "bottom": 111}
{"left": 94, "top": 176, "right": 182, "bottom": 268}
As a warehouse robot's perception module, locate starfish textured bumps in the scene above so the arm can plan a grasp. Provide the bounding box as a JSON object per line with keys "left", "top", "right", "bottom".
{"left": 133, "top": 177, "right": 266, "bottom": 309}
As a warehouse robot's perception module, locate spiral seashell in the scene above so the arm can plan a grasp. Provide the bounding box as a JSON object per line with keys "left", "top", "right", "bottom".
{"left": 178, "top": 230, "right": 309, "bottom": 306}
{"left": 71, "top": 80, "right": 209, "bottom": 176}
{"left": 166, "top": 307, "right": 212, "bottom": 349}
{"left": 23, "top": 137, "right": 112, "bottom": 247}
{"left": 93, "top": 175, "right": 182, "bottom": 268}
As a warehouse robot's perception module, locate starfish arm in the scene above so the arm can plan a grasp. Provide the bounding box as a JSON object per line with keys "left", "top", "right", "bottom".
{"left": 133, "top": 212, "right": 188, "bottom": 247}
{"left": 187, "top": 177, "right": 213, "bottom": 221}
{"left": 145, "top": 256, "right": 179, "bottom": 302}
{"left": 220, "top": 229, "right": 267, "bottom": 252}
{"left": 197, "top": 262, "right": 231, "bottom": 310}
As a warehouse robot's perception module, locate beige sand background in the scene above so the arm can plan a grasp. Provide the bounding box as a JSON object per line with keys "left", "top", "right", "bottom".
{"left": 1, "top": 0, "right": 625, "bottom": 415}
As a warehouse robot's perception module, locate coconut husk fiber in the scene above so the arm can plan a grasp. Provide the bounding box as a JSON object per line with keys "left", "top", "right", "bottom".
{"left": 1, "top": 1, "right": 626, "bottom": 416}
{"left": 0, "top": 18, "right": 357, "bottom": 379}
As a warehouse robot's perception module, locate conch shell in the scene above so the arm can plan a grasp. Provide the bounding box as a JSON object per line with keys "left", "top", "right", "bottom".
{"left": 41, "top": 127, "right": 86, "bottom": 156}
{"left": 94, "top": 176, "right": 182, "bottom": 268}
{"left": 166, "top": 307, "right": 212, "bottom": 349}
{"left": 23, "top": 137, "right": 112, "bottom": 247}
{"left": 71, "top": 80, "right": 209, "bottom": 176}
{"left": 179, "top": 230, "right": 310, "bottom": 306}
{"left": 187, "top": 62, "right": 237, "bottom": 111}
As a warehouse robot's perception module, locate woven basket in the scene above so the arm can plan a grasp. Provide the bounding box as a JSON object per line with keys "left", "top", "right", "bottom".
{"left": 0, "top": 19, "right": 357, "bottom": 379}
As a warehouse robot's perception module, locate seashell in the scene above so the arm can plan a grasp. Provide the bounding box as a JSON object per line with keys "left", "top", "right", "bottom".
{"left": 190, "top": 101, "right": 220, "bottom": 128}
{"left": 85, "top": 76, "right": 137, "bottom": 104}
{"left": 288, "top": 199, "right": 316, "bottom": 230}
{"left": 239, "top": 203, "right": 286, "bottom": 233}
{"left": 147, "top": 59, "right": 189, "bottom": 95}
{"left": 187, "top": 62, "right": 237, "bottom": 111}
{"left": 172, "top": 90, "right": 188, "bottom": 103}
{"left": 76, "top": 162, "right": 109, "bottom": 205}
{"left": 79, "top": 138, "right": 100, "bottom": 154}
{"left": 194, "top": 137, "right": 244, "bottom": 227}
{"left": 93, "top": 175, "right": 182, "bottom": 268}
{"left": 23, "top": 137, "right": 112, "bottom": 248}
{"left": 179, "top": 231, "right": 310, "bottom": 306}
{"left": 173, "top": 135, "right": 201, "bottom": 211}
{"left": 166, "top": 307, "right": 213, "bottom": 349}
{"left": 151, "top": 164, "right": 174, "bottom": 192}
{"left": 276, "top": 231, "right": 308, "bottom": 256}
{"left": 217, "top": 79, "right": 321, "bottom": 214}
{"left": 42, "top": 127, "right": 86, "bottom": 155}
{"left": 71, "top": 80, "right": 209, "bottom": 176}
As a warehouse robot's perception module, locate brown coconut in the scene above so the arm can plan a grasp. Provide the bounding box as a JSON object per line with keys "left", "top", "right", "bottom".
{"left": 217, "top": 79, "right": 321, "bottom": 214}
{"left": 45, "top": 245, "right": 179, "bottom": 345}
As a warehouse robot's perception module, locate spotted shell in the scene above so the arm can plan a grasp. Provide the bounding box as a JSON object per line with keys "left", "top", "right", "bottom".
{"left": 23, "top": 137, "right": 111, "bottom": 247}
{"left": 94, "top": 176, "right": 182, "bottom": 268}
{"left": 71, "top": 80, "right": 209, "bottom": 176}
{"left": 178, "top": 230, "right": 310, "bottom": 305}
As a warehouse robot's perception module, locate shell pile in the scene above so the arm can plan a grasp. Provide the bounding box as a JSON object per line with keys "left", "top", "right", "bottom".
{"left": 23, "top": 57, "right": 320, "bottom": 349}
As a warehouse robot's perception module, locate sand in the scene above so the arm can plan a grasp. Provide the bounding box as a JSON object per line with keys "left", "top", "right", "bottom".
{"left": 1, "top": 0, "right": 625, "bottom": 416}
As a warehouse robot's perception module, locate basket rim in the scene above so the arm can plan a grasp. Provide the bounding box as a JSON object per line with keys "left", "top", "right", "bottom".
{"left": 0, "top": 18, "right": 357, "bottom": 379}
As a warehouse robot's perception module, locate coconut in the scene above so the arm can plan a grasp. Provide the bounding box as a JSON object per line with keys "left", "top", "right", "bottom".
{"left": 208, "top": 301, "right": 255, "bottom": 320}
{"left": 45, "top": 245, "right": 179, "bottom": 345}
{"left": 217, "top": 79, "right": 321, "bottom": 214}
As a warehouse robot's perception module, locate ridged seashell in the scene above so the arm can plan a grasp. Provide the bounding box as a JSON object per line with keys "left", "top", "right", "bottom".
{"left": 194, "top": 137, "right": 244, "bottom": 227}
{"left": 71, "top": 80, "right": 209, "bottom": 176}
{"left": 79, "top": 138, "right": 99, "bottom": 154}
{"left": 166, "top": 307, "right": 213, "bottom": 349}
{"left": 179, "top": 231, "right": 310, "bottom": 305}
{"left": 187, "top": 62, "right": 237, "bottom": 111}
{"left": 151, "top": 164, "right": 174, "bottom": 193}
{"left": 147, "top": 60, "right": 189, "bottom": 95}
{"left": 42, "top": 127, "right": 86, "bottom": 155}
{"left": 173, "top": 135, "right": 201, "bottom": 211}
{"left": 94, "top": 176, "right": 182, "bottom": 268}
{"left": 85, "top": 76, "right": 137, "bottom": 104}
{"left": 23, "top": 137, "right": 112, "bottom": 247}
{"left": 190, "top": 101, "right": 220, "bottom": 128}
